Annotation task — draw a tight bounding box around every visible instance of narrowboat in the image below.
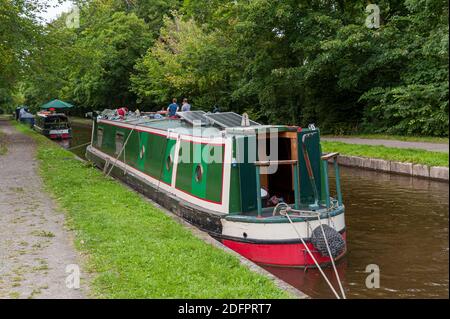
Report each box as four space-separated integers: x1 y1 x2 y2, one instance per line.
86 110 347 267
34 111 72 139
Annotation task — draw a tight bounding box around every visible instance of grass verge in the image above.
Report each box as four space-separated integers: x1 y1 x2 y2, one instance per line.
0 131 7 155
322 141 449 167
13 122 291 298
322 134 448 144
69 116 93 126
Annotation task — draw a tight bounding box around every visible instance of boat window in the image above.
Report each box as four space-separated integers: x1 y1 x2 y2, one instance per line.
115 132 124 155
195 164 203 182
97 128 103 147
166 154 173 171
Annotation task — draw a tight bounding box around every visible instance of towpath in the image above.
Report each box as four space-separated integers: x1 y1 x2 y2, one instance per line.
0 118 87 299
322 137 449 153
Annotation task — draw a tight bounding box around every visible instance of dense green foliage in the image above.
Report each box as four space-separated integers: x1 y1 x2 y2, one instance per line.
1 0 448 135
0 0 44 108
14 121 291 298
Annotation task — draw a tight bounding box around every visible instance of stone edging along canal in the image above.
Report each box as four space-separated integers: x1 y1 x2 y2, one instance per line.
327 155 449 182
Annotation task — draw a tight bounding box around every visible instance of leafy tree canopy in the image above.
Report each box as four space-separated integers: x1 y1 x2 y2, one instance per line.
1 0 448 136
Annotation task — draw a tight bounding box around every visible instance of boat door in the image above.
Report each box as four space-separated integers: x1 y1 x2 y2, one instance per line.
236 135 258 212
297 126 323 205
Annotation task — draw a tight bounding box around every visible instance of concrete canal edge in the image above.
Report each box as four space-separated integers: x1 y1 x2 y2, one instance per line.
71 154 309 299
328 154 449 182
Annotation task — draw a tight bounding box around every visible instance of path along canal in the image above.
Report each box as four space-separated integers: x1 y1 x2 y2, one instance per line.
59 122 449 299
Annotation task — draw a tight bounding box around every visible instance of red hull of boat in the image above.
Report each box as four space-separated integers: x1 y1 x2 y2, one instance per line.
49 133 71 139
222 232 347 267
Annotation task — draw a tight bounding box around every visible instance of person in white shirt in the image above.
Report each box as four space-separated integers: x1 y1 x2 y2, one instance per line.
181 98 191 112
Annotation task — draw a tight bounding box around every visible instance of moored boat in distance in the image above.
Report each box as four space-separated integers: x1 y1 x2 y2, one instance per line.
34 111 72 139
86 109 347 267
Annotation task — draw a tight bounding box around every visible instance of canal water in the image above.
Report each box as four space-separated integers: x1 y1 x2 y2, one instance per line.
57 122 93 159
264 167 448 299
63 123 449 299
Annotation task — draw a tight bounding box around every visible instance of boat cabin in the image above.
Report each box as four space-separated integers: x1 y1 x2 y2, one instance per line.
90 111 340 216
34 112 72 139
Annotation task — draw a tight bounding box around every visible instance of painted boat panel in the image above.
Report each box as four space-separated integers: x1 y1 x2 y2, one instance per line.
297 129 323 204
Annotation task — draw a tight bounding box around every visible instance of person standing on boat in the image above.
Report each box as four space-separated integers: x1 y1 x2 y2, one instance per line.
167 98 179 117
212 105 221 113
117 107 128 119
181 98 191 112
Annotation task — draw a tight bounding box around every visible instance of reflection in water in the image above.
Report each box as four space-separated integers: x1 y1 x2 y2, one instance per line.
63 124 449 299
57 122 92 159
263 166 449 299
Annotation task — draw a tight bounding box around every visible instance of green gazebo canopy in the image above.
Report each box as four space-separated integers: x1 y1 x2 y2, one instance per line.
40 99 74 109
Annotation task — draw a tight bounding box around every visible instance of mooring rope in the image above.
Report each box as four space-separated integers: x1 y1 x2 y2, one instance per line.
315 213 346 299
283 212 341 299
105 124 137 177
66 141 91 151
155 134 171 193
273 202 344 299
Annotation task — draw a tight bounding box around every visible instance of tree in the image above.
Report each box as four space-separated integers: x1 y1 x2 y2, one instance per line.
0 0 44 111
131 14 240 111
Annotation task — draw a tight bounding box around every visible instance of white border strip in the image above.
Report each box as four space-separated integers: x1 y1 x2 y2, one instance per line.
221 213 346 241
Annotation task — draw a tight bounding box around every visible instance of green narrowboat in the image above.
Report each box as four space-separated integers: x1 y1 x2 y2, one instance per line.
34 111 72 139
86 110 346 267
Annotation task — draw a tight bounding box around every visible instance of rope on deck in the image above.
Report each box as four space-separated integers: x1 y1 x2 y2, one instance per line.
105 124 137 177
274 202 346 299
66 141 91 151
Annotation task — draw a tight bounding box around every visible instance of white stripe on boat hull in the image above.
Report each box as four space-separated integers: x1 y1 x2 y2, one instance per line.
221 213 345 241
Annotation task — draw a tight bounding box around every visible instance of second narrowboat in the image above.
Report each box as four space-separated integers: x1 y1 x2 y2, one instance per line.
34 111 72 139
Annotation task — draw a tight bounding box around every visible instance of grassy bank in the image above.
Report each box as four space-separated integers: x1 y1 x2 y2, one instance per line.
322 141 449 167
69 116 93 126
322 134 448 144
0 131 7 155
13 122 290 298
0 115 9 155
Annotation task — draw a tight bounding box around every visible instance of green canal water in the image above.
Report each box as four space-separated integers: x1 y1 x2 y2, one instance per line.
264 167 449 299
62 123 449 299
57 122 93 159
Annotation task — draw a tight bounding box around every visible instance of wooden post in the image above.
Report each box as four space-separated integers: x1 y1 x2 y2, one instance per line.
334 158 343 206
322 160 331 208
293 162 300 210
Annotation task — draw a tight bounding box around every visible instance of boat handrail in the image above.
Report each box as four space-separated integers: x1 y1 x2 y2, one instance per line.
321 152 339 161
254 159 298 166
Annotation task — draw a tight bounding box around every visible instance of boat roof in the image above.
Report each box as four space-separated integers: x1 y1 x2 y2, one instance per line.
98 110 297 137
37 112 68 118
